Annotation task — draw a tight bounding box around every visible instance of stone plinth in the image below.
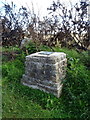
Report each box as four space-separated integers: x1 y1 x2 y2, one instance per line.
21 51 67 98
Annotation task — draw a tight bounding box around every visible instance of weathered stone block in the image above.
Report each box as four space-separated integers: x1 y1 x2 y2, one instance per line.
21 51 67 98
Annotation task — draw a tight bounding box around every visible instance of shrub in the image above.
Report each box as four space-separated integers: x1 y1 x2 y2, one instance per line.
2 58 25 82
25 41 38 54
63 57 89 118
80 51 90 69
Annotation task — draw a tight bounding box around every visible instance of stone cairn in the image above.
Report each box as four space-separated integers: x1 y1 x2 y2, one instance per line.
21 51 67 98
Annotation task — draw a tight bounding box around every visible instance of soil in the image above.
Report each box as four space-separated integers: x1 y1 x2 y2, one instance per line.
2 51 19 61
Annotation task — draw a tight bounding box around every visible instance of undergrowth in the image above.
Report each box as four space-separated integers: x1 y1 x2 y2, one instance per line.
2 44 90 119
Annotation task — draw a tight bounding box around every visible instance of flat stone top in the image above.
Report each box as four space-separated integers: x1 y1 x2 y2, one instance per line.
26 51 66 64
27 51 66 58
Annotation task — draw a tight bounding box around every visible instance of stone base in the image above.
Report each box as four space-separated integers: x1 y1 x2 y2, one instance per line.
22 80 63 98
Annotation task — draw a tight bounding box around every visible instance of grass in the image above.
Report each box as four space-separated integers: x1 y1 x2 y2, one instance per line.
2 79 53 118
2 44 90 119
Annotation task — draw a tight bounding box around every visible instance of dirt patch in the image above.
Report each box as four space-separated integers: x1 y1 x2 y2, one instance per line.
2 51 19 61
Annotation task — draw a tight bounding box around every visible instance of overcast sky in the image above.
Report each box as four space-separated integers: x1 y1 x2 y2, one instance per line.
0 0 82 19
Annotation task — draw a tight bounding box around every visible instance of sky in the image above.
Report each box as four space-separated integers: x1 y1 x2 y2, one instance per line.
1 0 90 21
0 0 80 18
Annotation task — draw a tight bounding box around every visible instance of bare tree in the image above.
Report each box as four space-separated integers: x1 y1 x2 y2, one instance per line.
1 2 31 46
46 0 90 50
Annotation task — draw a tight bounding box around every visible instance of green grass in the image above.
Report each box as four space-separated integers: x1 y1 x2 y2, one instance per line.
3 77 69 118
2 78 53 118
2 45 90 119
2 46 20 52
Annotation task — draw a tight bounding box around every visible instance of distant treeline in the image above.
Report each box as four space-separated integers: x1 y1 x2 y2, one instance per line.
0 1 90 51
